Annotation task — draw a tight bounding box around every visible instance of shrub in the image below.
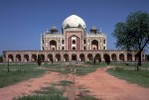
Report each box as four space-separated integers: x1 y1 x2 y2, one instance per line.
114 67 123 72
37 55 42 66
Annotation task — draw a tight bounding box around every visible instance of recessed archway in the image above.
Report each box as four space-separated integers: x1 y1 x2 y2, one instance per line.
48 54 53 62
94 54 101 62
8 54 13 62
104 54 110 65
127 54 132 61
32 54 37 62
24 54 29 62
119 53 125 61
87 54 93 61
111 54 117 61
72 54 77 61
64 54 69 62
80 54 85 62
68 35 80 50
91 40 98 50
16 54 21 62
50 40 57 50
55 54 61 61
40 54 45 62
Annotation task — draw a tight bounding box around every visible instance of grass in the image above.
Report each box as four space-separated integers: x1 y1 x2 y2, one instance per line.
0 63 46 88
58 80 74 86
76 95 100 100
42 62 106 76
34 86 64 95
74 62 106 76
14 84 68 100
13 95 68 100
108 67 149 87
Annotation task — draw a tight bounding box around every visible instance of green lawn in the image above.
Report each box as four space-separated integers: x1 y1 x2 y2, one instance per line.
108 65 149 87
0 63 46 88
74 62 106 76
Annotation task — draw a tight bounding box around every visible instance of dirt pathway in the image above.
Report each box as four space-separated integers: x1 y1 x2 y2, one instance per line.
0 66 149 100
76 66 149 100
0 72 60 100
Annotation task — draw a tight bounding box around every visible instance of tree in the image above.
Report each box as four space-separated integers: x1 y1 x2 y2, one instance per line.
112 11 149 71
0 55 3 62
37 54 42 66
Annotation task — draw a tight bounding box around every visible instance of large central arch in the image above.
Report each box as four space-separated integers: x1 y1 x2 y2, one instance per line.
68 35 80 50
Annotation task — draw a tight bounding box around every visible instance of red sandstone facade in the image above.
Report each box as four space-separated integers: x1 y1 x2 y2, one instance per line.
2 14 145 63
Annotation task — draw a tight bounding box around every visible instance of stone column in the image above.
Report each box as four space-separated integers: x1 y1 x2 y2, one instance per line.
124 54 127 61
85 54 88 62
29 53 32 62
77 54 80 62
117 53 120 62
61 53 64 62
101 53 104 62
44 53 48 62
132 54 135 62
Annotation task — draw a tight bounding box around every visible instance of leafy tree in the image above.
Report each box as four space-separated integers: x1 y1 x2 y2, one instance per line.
112 11 149 70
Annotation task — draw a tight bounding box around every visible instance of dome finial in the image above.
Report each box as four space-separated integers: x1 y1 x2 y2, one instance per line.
72 10 76 15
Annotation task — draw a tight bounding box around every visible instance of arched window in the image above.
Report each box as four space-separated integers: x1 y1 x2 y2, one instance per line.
62 46 64 50
62 40 64 44
72 47 76 50
72 40 76 44
84 39 86 44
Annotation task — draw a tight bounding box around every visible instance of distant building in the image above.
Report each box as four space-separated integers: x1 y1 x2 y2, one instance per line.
3 14 145 63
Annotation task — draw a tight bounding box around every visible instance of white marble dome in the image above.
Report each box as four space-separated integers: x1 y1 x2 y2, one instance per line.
62 14 86 29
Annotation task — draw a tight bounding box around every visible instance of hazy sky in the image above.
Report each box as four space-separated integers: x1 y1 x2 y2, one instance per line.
0 0 149 55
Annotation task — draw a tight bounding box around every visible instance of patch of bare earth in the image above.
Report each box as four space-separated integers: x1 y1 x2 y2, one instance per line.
75 66 149 100
0 66 149 100
0 72 60 100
